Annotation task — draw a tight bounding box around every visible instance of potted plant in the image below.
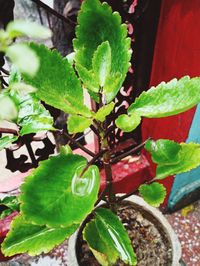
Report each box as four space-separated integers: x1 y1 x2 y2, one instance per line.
1 0 200 265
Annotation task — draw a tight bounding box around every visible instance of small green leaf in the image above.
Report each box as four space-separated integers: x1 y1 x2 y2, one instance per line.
92 41 111 87
139 182 166 207
103 72 122 102
94 102 115 122
14 93 54 136
0 196 19 219
22 43 91 117
145 139 181 165
6 43 40 77
0 136 18 151
1 215 78 257
0 196 19 211
94 208 137 266
128 76 200 118
20 154 100 227
76 64 99 93
0 209 13 219
0 29 11 51
60 145 72 155
83 220 118 266
116 113 141 132
0 95 18 121
74 0 131 102
67 115 93 134
156 143 200 179
6 20 52 39
9 66 21 84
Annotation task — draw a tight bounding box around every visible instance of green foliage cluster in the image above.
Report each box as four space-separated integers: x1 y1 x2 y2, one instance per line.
0 0 200 265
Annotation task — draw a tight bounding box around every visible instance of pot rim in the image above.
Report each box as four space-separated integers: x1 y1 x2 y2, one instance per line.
68 195 182 266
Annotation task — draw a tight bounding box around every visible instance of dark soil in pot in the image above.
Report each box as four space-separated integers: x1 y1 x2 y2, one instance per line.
76 201 172 266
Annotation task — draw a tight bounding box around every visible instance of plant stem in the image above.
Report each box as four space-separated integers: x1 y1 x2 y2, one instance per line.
101 137 116 208
62 132 96 157
80 149 106 177
95 186 108 206
111 138 150 164
31 0 77 25
0 128 18 135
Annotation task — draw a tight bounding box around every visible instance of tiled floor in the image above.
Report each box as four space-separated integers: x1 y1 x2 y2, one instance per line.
166 201 200 266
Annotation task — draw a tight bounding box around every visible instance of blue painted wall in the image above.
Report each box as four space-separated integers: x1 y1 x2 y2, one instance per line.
168 104 200 209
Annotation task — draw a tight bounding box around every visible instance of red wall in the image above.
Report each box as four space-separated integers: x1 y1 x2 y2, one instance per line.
142 0 200 202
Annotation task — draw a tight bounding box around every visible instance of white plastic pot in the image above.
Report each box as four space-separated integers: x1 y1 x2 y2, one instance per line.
68 195 182 266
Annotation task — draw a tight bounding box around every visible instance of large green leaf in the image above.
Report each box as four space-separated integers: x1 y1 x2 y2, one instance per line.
6 43 40 77
0 135 18 151
94 208 137 266
6 20 52 39
145 139 181 165
92 41 111 87
115 113 141 132
94 102 115 122
1 215 78 256
74 0 131 102
83 219 118 266
139 182 166 207
156 143 200 179
67 115 93 134
128 76 200 118
20 154 100 227
22 43 91 117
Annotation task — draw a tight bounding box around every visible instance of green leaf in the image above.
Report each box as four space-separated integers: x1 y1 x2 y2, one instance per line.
6 20 52 39
92 41 111 87
128 76 200 118
9 66 21 84
94 208 137 266
116 113 141 132
0 95 18 121
6 43 40 77
22 43 91 117
156 143 200 179
103 72 122 102
60 145 73 155
76 64 99 93
0 209 13 219
1 215 78 257
83 220 118 266
88 90 100 103
94 102 115 122
139 182 166 207
74 0 131 102
0 136 18 151
145 139 181 165
0 29 10 51
13 92 54 136
67 115 92 134
0 196 19 219
10 82 37 95
20 154 100 227
0 196 19 211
